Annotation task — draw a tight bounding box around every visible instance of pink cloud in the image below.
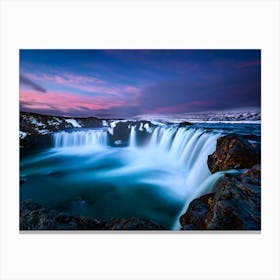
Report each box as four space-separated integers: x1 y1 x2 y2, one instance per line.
26 72 105 85
20 90 125 114
124 86 141 96
24 72 122 96
237 59 261 68
20 72 142 114
22 72 145 107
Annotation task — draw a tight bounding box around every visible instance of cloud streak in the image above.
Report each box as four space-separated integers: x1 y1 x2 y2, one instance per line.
20 90 126 116
20 75 47 93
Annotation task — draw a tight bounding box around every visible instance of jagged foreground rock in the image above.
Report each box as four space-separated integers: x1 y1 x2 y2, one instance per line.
181 132 261 230
20 200 166 230
180 166 261 230
207 134 260 173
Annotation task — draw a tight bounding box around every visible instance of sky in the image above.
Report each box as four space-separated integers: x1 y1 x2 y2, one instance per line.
20 50 261 118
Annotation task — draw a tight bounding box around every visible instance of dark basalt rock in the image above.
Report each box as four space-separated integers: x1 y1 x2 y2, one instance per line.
105 217 166 230
74 117 103 128
207 134 260 173
178 121 193 127
20 200 105 230
20 112 103 133
20 112 104 149
179 193 215 230
135 121 154 146
108 120 154 147
20 200 166 230
180 166 261 230
108 121 133 146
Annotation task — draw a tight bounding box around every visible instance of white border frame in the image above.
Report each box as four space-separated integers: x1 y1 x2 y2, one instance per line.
1 0 280 279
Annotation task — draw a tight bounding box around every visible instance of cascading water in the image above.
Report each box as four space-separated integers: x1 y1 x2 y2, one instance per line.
23 124 222 229
128 125 221 189
129 126 137 147
52 129 108 148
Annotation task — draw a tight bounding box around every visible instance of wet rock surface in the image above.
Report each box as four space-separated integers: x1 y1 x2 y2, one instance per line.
108 120 154 147
105 217 165 230
178 121 193 127
20 200 166 230
20 200 106 230
180 166 261 230
179 193 215 230
207 134 260 173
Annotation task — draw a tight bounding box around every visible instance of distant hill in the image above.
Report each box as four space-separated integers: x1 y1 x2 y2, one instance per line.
135 110 261 123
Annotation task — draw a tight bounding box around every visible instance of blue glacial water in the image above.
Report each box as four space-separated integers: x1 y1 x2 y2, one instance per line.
20 122 260 229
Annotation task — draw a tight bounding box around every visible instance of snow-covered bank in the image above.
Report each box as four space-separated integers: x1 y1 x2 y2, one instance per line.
134 110 261 123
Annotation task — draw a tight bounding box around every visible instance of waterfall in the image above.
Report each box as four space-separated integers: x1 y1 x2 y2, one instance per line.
52 127 219 188
52 128 219 185
47 124 223 229
171 171 226 230
52 129 108 148
129 126 137 147
125 125 221 196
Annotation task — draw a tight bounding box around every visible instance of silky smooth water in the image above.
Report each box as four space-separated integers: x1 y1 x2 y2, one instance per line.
20 124 259 229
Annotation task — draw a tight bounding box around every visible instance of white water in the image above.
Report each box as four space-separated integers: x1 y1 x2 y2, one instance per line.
52 127 221 188
129 126 137 147
51 125 222 229
52 130 108 148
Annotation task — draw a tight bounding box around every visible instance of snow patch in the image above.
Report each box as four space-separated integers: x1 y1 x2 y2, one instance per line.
48 120 60 126
109 120 131 127
54 117 63 123
151 121 165 126
65 119 81 128
187 120 261 124
107 127 114 135
19 131 28 139
102 120 108 126
29 117 45 127
134 110 261 123
107 120 124 133
144 123 152 133
37 129 49 135
109 121 119 128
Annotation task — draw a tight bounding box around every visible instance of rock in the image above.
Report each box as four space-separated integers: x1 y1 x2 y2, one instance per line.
108 120 154 147
108 121 133 146
180 166 261 230
20 112 157 149
20 112 103 148
105 217 166 230
20 200 105 230
179 193 215 230
20 200 166 230
20 112 103 133
178 121 193 127
207 134 260 173
75 117 103 128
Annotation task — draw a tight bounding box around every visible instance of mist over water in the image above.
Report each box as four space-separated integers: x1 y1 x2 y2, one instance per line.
20 124 258 229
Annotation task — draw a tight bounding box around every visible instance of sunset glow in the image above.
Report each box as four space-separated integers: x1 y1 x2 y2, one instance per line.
20 50 261 117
